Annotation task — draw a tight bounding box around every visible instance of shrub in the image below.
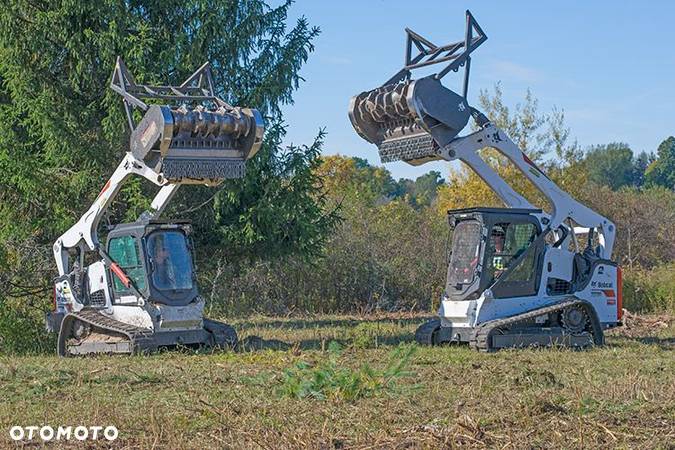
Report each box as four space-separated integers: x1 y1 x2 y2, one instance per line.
622 263 675 314
348 322 381 349
578 186 675 268
201 201 448 316
278 341 417 401
0 299 55 354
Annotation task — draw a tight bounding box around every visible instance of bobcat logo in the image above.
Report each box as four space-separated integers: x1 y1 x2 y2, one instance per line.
458 102 466 112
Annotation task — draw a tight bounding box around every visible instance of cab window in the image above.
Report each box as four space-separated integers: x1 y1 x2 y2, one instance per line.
108 235 147 294
488 222 540 297
147 231 194 291
447 220 482 286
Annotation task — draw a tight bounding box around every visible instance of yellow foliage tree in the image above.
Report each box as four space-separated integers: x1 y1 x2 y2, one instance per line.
315 155 398 207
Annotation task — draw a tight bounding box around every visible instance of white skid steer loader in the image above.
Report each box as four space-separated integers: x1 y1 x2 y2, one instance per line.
46 59 264 356
348 11 622 351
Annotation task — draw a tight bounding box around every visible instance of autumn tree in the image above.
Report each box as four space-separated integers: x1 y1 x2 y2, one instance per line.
645 136 675 189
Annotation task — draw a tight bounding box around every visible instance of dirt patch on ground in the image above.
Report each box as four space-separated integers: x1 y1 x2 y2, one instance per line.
611 310 673 338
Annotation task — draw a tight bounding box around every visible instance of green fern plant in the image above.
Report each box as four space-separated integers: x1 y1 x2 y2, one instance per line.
278 341 417 401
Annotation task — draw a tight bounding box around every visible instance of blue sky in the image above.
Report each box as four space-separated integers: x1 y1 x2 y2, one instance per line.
280 1 675 180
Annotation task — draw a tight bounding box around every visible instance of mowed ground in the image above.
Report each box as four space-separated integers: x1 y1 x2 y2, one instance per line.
0 313 673 449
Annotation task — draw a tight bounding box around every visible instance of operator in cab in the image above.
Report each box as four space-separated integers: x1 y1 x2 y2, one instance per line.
150 235 178 290
490 226 507 279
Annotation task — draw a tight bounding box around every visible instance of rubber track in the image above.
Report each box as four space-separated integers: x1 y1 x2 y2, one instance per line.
415 319 441 346
469 298 604 352
203 318 238 349
57 309 153 357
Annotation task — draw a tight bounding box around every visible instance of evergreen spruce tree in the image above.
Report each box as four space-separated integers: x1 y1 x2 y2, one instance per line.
0 1 337 351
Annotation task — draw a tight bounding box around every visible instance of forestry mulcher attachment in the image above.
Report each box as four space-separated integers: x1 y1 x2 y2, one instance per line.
47 59 264 356
349 11 622 351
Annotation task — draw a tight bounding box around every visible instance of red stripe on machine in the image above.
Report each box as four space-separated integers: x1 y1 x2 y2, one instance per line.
97 180 111 198
110 263 130 288
617 267 623 321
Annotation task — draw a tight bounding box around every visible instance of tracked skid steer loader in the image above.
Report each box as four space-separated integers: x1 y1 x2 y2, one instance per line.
348 11 622 351
46 59 264 356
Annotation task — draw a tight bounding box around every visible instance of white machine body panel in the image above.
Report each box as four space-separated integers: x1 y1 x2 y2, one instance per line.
108 305 154 330
472 293 562 325
54 278 82 313
542 247 574 282
439 298 476 327
574 264 620 324
86 261 112 308
156 298 205 331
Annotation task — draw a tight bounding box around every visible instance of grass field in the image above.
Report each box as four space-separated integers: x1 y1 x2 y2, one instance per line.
0 313 673 449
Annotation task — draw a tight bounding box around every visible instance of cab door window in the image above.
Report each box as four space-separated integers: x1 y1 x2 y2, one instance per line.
108 235 147 294
147 231 194 291
487 222 540 297
447 220 482 286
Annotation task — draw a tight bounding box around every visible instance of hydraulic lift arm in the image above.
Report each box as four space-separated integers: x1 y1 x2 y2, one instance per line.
348 10 615 259
53 58 264 276
53 153 173 276
432 124 616 258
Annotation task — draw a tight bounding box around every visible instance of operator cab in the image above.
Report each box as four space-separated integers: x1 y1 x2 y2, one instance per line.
106 220 199 306
446 207 544 301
